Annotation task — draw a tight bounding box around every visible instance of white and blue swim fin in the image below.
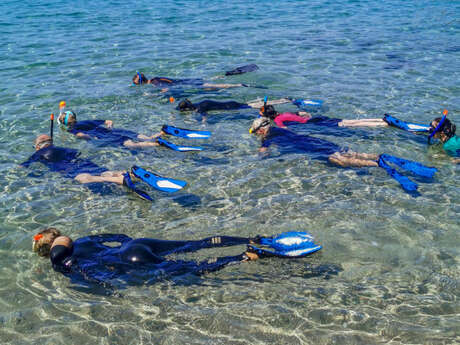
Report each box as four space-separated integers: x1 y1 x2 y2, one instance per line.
249 231 322 258
162 125 211 139
131 165 187 193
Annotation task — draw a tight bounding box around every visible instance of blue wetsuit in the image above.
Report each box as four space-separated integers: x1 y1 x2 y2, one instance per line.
21 146 106 178
50 234 252 286
261 127 340 161
150 77 204 87
68 120 138 146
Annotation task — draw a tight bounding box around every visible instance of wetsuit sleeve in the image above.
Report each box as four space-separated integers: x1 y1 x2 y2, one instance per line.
274 113 309 127
50 245 74 273
69 120 106 134
20 152 40 168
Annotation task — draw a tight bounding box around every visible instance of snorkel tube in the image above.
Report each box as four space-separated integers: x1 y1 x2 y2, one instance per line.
137 72 143 85
428 109 448 144
50 113 54 142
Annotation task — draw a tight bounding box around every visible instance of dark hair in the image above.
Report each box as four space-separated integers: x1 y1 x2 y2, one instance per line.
133 73 147 85
261 105 277 119
434 117 456 139
178 99 195 111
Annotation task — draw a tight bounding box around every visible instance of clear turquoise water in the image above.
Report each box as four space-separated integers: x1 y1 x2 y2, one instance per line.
0 0 459 344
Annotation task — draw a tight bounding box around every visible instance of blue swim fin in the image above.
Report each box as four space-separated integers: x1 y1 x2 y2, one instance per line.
131 165 187 193
378 156 418 192
249 231 322 258
157 138 203 152
162 125 211 139
292 99 324 109
122 172 153 201
383 114 430 132
379 154 437 178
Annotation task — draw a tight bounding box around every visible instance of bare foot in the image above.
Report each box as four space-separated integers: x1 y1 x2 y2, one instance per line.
245 252 259 261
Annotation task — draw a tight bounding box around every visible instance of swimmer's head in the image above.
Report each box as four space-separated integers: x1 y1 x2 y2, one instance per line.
178 99 195 111
249 117 271 135
34 134 53 151
133 72 148 85
32 228 62 257
57 111 77 127
430 116 456 142
259 105 277 119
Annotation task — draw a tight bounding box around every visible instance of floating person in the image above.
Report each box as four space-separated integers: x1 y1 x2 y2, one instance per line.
260 104 388 129
249 117 437 193
20 134 187 201
57 102 204 152
32 228 323 288
176 97 310 115
132 72 248 90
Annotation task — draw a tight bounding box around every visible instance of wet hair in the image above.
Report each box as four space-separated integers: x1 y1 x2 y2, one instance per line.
33 228 62 257
133 73 147 85
178 99 195 111
260 105 277 119
433 117 456 139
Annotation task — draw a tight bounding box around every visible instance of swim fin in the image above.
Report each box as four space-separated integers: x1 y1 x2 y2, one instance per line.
162 125 211 139
383 114 430 132
379 154 437 178
122 172 153 201
378 156 418 192
292 99 324 108
249 231 322 258
225 64 259 76
157 138 203 152
131 165 187 193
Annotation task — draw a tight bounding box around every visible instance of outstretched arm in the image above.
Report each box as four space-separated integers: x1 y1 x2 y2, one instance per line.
202 83 246 89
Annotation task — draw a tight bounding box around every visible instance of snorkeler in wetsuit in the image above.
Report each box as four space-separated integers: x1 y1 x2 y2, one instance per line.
177 98 293 115
249 118 437 192
260 105 388 129
57 106 162 149
21 134 137 187
132 72 247 90
32 228 262 286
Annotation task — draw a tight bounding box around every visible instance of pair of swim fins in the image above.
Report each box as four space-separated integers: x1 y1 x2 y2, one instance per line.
378 154 437 192
123 165 188 201
248 231 322 258
158 125 212 152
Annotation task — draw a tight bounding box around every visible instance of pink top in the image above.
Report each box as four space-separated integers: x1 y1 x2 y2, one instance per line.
273 112 310 127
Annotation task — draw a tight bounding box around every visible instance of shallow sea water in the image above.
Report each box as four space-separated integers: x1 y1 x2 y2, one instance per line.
0 0 459 344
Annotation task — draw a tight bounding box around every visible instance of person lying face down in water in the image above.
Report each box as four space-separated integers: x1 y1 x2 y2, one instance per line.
31 227 329 288
177 97 293 115
249 117 437 192
20 134 155 197
259 105 389 129
132 72 247 91
57 106 163 149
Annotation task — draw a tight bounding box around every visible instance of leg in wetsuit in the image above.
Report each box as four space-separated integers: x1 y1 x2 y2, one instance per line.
119 235 254 277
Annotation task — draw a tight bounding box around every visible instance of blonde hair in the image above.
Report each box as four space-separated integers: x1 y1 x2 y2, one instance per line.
32 228 62 257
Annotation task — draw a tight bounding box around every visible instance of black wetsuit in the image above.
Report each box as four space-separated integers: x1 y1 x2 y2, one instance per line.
67 120 138 147
180 100 251 114
21 146 106 178
261 127 340 161
50 234 252 286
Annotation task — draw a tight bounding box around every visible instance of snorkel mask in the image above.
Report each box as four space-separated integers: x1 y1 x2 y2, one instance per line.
428 109 448 144
57 111 75 126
